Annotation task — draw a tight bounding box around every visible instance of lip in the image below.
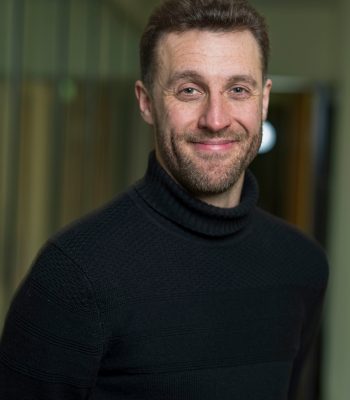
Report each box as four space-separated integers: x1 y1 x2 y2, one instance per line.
190 139 237 151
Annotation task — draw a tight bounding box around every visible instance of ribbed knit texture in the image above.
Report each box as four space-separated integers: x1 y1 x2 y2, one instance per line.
0 152 328 399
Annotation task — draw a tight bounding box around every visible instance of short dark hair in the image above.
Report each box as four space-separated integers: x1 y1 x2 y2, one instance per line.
140 0 270 88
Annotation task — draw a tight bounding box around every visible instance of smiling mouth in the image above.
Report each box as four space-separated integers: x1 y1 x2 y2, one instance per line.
190 139 238 151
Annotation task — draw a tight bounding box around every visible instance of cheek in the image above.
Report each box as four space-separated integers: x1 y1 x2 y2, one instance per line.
231 101 263 131
164 102 199 132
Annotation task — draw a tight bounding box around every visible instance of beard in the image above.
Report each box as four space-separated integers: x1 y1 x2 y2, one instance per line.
154 122 262 197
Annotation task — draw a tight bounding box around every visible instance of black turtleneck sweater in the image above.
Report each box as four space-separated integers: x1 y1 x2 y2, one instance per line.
0 153 328 400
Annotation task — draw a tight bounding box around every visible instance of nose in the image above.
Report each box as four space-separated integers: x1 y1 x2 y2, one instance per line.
198 94 231 133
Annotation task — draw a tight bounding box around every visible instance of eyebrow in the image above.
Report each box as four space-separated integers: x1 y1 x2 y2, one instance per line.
166 70 203 87
166 70 259 89
226 75 259 89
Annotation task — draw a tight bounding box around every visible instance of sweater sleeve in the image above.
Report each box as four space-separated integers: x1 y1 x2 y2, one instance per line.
0 242 104 400
287 287 327 400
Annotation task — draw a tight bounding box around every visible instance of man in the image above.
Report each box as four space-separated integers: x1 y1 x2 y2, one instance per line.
0 0 328 399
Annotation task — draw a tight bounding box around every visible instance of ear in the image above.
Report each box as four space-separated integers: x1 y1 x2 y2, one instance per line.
135 80 154 125
262 78 272 121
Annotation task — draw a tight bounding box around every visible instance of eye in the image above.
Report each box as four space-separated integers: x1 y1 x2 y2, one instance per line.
176 86 203 101
230 86 251 99
233 87 246 93
182 87 198 94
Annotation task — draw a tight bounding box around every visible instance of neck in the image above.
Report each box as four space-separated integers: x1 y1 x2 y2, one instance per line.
134 152 259 238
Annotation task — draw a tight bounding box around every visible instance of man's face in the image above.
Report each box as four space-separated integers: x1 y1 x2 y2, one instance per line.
136 29 272 198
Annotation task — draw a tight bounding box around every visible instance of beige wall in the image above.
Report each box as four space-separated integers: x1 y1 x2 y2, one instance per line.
253 2 337 82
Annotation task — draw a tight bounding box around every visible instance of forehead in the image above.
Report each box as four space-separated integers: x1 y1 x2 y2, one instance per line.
155 29 263 82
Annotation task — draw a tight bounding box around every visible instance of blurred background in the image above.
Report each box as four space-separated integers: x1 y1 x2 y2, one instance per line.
0 0 349 399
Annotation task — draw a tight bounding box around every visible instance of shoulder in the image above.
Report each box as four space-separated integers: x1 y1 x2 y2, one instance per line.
13 188 141 313
251 207 329 288
54 188 137 246
50 186 142 263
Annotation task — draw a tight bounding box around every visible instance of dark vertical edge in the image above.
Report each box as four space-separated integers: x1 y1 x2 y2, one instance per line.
310 85 333 400
311 85 333 247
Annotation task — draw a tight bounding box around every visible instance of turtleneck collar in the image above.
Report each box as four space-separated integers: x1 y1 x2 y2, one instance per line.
134 152 259 238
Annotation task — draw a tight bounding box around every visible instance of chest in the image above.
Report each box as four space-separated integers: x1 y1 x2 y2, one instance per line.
101 287 303 375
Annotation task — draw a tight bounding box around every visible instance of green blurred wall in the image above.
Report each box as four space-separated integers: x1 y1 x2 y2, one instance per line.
0 0 141 78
